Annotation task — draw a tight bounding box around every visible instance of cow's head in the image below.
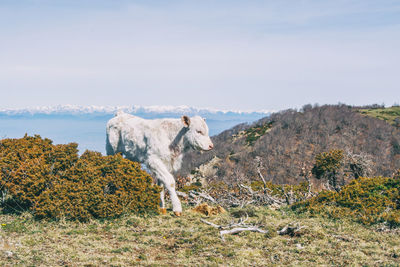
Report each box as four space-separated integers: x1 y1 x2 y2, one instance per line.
182 115 213 151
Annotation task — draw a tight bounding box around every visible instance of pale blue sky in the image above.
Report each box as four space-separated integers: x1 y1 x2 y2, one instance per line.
0 0 399 111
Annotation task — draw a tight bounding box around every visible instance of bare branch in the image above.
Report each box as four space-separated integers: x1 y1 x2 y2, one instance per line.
197 192 217 204
255 156 267 187
176 191 188 198
188 190 217 204
201 215 268 241
239 184 254 194
200 218 221 229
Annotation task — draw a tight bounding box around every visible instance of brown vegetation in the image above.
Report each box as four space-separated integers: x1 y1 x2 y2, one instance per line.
180 104 400 187
192 203 226 216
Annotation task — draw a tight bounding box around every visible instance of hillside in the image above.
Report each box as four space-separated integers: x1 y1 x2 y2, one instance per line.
179 104 400 186
359 105 400 127
1 107 400 266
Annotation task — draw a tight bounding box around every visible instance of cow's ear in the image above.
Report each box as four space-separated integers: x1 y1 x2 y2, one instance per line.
181 115 191 127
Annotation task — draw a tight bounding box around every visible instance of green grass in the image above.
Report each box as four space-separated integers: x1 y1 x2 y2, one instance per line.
359 106 400 126
244 122 273 145
1 205 399 266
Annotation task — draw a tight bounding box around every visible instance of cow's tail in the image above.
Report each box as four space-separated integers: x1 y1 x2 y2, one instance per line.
106 123 122 156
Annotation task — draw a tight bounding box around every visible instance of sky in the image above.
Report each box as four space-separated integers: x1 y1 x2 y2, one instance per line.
0 0 399 111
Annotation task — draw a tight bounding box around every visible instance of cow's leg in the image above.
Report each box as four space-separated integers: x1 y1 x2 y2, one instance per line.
164 178 182 216
148 157 182 215
106 126 120 155
158 181 167 214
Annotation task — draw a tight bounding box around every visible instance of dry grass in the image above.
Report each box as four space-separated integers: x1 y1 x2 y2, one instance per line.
1 205 399 266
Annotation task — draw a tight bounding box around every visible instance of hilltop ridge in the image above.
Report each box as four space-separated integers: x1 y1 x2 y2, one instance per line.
179 104 400 186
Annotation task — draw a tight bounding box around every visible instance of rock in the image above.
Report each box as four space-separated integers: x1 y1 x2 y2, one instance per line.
3 250 14 258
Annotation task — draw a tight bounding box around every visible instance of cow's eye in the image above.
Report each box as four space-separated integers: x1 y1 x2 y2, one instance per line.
197 130 203 135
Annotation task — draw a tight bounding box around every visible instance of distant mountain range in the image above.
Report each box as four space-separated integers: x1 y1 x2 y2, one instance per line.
0 105 271 119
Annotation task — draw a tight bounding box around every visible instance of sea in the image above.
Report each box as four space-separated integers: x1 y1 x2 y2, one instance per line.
0 106 269 154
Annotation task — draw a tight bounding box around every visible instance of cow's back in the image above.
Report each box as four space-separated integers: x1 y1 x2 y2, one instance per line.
107 113 161 162
106 113 142 157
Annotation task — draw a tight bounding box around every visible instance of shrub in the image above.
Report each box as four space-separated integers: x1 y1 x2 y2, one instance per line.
312 149 345 191
312 149 344 178
0 135 77 209
0 135 160 221
292 176 400 227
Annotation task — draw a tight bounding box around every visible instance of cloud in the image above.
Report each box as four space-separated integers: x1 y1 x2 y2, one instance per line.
0 0 399 110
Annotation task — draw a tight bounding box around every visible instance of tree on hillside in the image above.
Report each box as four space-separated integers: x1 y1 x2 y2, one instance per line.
312 149 344 191
312 149 373 191
345 150 372 179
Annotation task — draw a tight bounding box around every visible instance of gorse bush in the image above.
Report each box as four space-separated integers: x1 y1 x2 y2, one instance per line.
35 151 161 220
312 149 344 179
292 176 400 227
312 149 344 191
0 135 76 208
0 135 160 221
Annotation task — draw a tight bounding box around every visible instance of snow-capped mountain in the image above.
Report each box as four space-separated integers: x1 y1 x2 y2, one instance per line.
0 105 270 117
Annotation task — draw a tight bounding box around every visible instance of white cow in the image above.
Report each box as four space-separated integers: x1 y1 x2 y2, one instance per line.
106 111 213 216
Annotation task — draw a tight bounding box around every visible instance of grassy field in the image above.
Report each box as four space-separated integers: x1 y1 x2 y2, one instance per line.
359 106 400 126
1 205 399 266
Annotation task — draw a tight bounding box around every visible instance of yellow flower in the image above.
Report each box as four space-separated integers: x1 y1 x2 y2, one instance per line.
1 224 6 227
163 236 166 239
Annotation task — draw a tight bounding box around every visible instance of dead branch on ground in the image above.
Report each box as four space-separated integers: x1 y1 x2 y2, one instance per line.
239 184 286 207
176 190 217 206
200 214 268 241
